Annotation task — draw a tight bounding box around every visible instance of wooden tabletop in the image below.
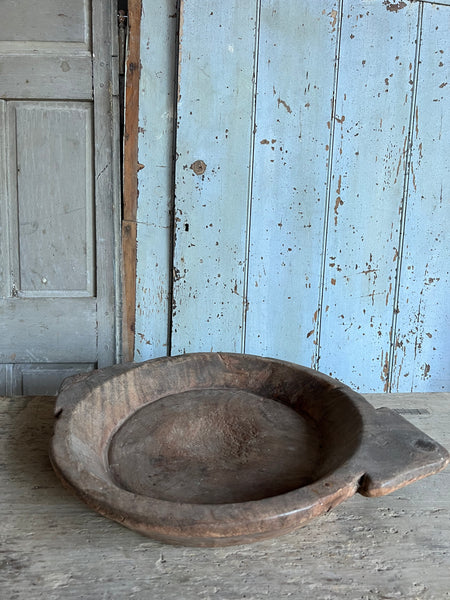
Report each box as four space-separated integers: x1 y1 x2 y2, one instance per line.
1 392 449 599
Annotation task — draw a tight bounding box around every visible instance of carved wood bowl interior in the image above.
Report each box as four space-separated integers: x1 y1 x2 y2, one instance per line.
50 353 449 546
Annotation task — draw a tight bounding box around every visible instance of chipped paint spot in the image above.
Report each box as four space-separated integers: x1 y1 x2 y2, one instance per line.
328 9 338 32
277 98 292 113
383 1 407 13
334 197 343 226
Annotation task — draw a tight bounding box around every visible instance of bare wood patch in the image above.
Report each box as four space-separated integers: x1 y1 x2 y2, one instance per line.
122 0 143 361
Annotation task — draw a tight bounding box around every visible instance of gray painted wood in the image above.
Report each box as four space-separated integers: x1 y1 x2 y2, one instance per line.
92 0 121 368
10 101 95 296
0 100 7 298
110 0 123 363
0 54 93 100
1 392 449 598
0 298 97 363
14 363 95 396
0 0 91 99
0 365 6 395
0 0 120 393
0 0 90 43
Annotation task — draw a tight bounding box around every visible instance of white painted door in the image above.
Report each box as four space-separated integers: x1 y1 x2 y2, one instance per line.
0 1 120 394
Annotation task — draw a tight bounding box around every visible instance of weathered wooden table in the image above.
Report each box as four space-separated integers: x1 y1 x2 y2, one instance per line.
1 393 449 599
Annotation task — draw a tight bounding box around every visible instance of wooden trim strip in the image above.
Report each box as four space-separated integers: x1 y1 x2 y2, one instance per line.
122 0 142 362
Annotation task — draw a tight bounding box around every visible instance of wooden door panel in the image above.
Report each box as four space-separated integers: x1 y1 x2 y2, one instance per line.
0 0 90 43
0 298 97 363
0 0 119 395
0 55 93 100
9 102 95 297
13 363 95 396
0 0 92 100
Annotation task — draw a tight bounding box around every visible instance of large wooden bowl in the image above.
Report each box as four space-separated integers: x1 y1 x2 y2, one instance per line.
50 353 449 546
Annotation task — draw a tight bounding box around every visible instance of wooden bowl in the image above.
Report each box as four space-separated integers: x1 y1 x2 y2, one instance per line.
50 353 449 546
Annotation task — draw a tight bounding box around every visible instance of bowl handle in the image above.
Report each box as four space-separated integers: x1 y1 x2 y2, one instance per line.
358 407 449 497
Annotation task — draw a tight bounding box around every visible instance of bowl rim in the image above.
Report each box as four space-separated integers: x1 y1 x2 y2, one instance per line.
50 352 377 543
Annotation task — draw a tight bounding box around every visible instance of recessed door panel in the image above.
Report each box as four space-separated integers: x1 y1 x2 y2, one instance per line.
10 102 95 297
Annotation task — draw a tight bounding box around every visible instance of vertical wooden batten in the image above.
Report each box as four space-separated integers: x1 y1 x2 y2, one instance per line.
122 0 142 362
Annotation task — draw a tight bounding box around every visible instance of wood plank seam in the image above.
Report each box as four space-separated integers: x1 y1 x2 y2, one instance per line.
241 0 263 354
122 0 142 362
314 0 344 371
387 2 423 392
166 0 183 357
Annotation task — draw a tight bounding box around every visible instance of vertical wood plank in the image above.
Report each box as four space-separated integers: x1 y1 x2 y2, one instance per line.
0 100 8 298
170 1 259 355
317 0 419 392
92 0 121 367
244 1 339 367
0 365 6 395
134 0 177 361
392 3 450 392
122 0 142 362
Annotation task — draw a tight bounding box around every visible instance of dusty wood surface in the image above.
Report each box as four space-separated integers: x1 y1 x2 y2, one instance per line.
1 392 449 599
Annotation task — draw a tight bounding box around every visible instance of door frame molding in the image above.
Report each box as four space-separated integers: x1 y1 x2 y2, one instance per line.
93 0 124 366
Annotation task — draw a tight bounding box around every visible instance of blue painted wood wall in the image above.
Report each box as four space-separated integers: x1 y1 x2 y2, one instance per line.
135 0 450 393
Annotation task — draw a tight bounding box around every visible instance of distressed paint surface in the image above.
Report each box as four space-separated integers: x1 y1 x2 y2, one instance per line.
0 0 119 394
392 3 450 392
245 0 339 366
170 1 259 354
134 0 178 360
136 0 450 392
318 0 419 391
